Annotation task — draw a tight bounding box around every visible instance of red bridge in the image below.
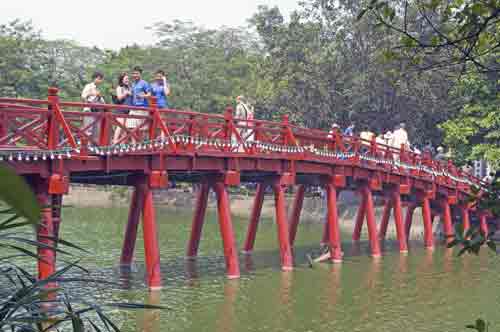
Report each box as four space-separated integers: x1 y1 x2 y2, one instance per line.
0 88 492 289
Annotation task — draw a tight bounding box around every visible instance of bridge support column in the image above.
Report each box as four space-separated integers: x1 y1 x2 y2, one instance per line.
378 198 392 240
361 185 381 257
186 183 210 259
326 183 342 262
120 184 144 266
479 213 489 237
35 180 56 283
273 182 294 271
288 185 306 246
142 183 162 289
352 191 367 241
460 207 471 235
441 199 454 245
243 183 265 253
214 182 240 279
404 203 416 241
391 188 408 253
421 196 434 249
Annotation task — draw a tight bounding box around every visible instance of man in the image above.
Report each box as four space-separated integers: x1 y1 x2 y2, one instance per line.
131 66 150 107
435 146 446 162
81 71 105 141
235 95 254 142
343 123 355 136
391 123 409 150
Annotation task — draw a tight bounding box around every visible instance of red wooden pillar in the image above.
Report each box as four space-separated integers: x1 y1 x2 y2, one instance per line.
361 185 381 257
352 191 367 241
36 180 56 283
288 185 306 246
404 204 416 240
141 183 162 289
326 183 342 262
460 206 471 234
421 196 434 249
378 198 392 240
273 183 294 271
243 183 265 253
186 183 210 258
391 188 408 253
479 213 489 237
213 182 241 279
441 199 454 245
120 184 145 266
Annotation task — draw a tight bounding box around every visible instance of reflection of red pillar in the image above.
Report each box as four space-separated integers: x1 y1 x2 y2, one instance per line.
352 191 367 241
422 197 434 249
441 199 454 244
289 185 306 246
362 185 381 257
479 213 489 237
142 184 162 289
326 183 342 262
214 182 240 279
404 204 415 240
273 183 294 271
321 220 329 245
51 195 63 243
243 183 265 253
121 184 144 266
378 198 392 239
392 189 408 252
186 183 210 258
36 181 56 282
461 207 471 235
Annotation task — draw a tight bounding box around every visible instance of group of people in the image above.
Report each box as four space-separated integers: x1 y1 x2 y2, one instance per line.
328 122 411 151
80 67 171 143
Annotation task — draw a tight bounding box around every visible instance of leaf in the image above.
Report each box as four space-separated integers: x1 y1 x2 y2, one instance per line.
356 9 368 21
486 240 496 253
0 165 40 224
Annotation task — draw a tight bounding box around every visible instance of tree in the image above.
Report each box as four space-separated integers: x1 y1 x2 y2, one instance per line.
359 0 500 72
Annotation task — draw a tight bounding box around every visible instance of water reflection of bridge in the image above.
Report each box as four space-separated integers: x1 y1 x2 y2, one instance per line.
0 88 492 289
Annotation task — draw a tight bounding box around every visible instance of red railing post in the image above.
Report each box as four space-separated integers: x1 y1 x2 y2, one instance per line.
35 179 55 285
98 107 112 147
281 114 289 147
421 193 434 249
148 96 158 141
47 87 60 150
273 181 294 270
224 107 234 151
120 184 145 266
392 187 408 252
378 197 392 240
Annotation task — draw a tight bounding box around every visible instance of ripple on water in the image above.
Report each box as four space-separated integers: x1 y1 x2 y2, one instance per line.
49 207 500 332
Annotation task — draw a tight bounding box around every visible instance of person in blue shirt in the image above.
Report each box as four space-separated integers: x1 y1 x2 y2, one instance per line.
127 66 151 138
150 70 171 108
131 66 150 107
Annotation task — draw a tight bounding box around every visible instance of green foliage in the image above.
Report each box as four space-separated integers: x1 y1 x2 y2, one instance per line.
359 0 500 72
0 165 39 224
439 73 500 167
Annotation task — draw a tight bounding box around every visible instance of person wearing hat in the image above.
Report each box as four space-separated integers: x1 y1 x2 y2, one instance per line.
391 123 409 150
435 146 446 161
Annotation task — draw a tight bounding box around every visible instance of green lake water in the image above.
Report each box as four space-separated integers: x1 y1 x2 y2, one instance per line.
58 206 499 332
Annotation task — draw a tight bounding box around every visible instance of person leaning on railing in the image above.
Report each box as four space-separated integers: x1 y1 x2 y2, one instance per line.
81 71 105 142
112 72 133 144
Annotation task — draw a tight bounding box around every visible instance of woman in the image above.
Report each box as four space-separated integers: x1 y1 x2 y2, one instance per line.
150 70 170 109
113 73 132 144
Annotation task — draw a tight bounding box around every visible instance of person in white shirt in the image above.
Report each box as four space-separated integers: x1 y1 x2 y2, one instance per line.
81 72 105 141
391 123 409 150
235 95 255 143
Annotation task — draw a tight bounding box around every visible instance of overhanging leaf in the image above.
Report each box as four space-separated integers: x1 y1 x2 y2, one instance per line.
0 165 40 224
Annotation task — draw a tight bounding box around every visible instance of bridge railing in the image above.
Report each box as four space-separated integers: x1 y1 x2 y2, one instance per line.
0 88 485 188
